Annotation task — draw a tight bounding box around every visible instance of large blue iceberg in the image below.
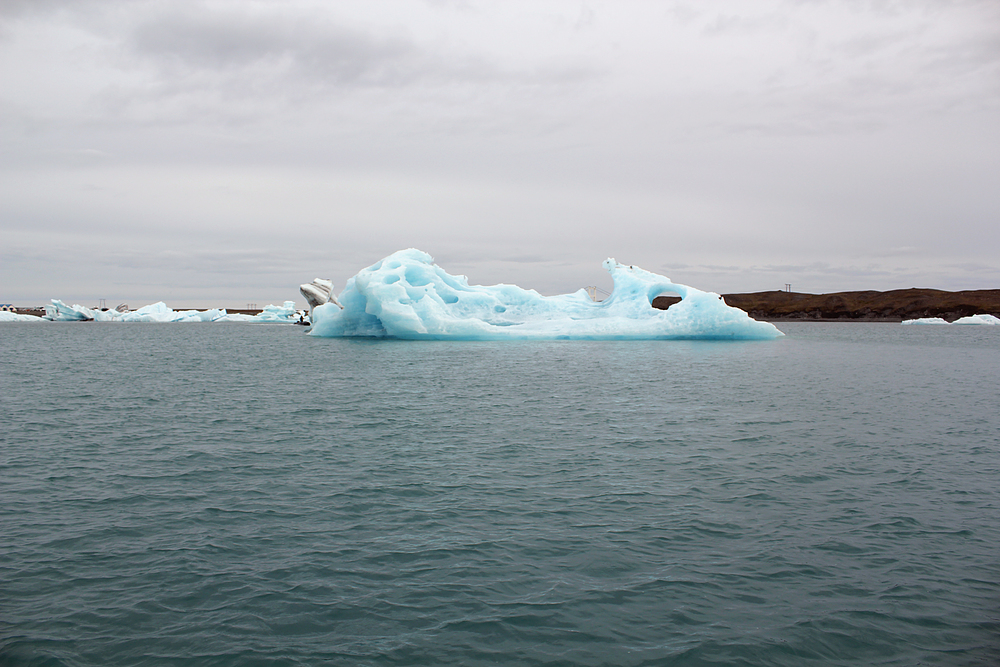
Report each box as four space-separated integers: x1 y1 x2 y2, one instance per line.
309 249 783 340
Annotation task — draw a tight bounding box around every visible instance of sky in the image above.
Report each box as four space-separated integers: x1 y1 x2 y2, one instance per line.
2 0 998 308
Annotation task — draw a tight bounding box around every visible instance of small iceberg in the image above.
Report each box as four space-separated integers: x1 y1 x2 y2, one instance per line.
36 300 305 324
0 311 43 322
43 300 99 321
952 314 1000 325
217 301 303 323
902 314 1000 326
901 317 951 325
118 302 226 323
309 249 783 340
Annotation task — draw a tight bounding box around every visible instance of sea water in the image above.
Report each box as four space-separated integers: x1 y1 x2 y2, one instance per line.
1 322 998 666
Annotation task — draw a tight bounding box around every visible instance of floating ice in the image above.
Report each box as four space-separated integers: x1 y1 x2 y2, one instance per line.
901 317 951 325
902 314 1000 326
300 279 342 318
115 302 220 323
0 311 42 322
43 300 98 321
952 314 1000 325
232 301 303 323
33 300 304 324
309 249 783 340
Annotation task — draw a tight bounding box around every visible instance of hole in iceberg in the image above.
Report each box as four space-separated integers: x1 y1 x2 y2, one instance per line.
652 291 683 311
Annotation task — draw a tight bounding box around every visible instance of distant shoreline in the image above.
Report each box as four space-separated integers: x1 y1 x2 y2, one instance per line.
654 288 1000 322
12 307 265 318
12 288 1000 323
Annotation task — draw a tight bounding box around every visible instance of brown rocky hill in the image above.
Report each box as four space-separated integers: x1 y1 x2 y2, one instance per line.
652 289 1000 322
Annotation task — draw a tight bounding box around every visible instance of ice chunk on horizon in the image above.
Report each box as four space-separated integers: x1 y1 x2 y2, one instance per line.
235 301 302 323
34 299 304 324
118 302 223 323
309 249 783 340
901 317 951 325
300 279 341 317
43 300 97 321
902 314 1000 325
952 314 1000 325
0 311 43 322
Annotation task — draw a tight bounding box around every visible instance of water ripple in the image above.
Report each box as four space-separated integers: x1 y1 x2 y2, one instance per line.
1 324 999 665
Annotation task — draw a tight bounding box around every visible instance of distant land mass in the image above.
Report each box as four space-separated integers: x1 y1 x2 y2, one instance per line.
12 289 1000 323
653 288 1000 322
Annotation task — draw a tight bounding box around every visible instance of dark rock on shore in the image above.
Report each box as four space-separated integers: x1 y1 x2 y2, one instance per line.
652 289 1000 322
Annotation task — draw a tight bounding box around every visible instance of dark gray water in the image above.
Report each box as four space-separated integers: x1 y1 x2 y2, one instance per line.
2 322 998 666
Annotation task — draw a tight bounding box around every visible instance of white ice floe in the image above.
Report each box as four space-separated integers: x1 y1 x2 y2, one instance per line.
309 248 783 340
218 301 302 323
902 314 1000 325
952 314 1000 325
901 317 951 325
35 300 304 324
0 311 43 322
43 300 97 321
300 279 342 318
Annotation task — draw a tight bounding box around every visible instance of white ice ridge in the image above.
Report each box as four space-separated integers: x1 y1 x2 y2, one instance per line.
0 311 43 322
902 314 1000 325
35 300 304 323
901 317 951 325
300 278 342 318
952 314 1000 325
309 249 784 340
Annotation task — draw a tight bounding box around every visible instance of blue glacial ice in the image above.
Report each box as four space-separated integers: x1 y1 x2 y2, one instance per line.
309 249 783 340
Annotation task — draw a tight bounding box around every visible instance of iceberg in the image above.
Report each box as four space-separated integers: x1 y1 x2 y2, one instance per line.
902 314 1000 325
0 311 43 322
901 317 951 325
32 300 305 324
300 279 342 318
43 299 98 321
221 301 303 323
952 314 1000 325
119 302 226 323
309 249 783 340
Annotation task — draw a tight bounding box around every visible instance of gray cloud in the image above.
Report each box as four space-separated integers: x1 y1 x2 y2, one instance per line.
128 9 421 85
1 0 998 307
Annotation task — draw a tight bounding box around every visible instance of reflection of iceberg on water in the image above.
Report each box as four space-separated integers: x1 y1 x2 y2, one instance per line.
309 249 783 340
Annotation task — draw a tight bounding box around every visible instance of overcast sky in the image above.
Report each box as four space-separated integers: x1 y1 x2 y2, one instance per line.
2 0 998 308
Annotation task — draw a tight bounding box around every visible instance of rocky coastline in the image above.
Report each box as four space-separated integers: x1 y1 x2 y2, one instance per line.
653 288 1000 322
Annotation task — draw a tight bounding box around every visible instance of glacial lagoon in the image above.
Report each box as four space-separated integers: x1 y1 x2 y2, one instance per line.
2 321 998 665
